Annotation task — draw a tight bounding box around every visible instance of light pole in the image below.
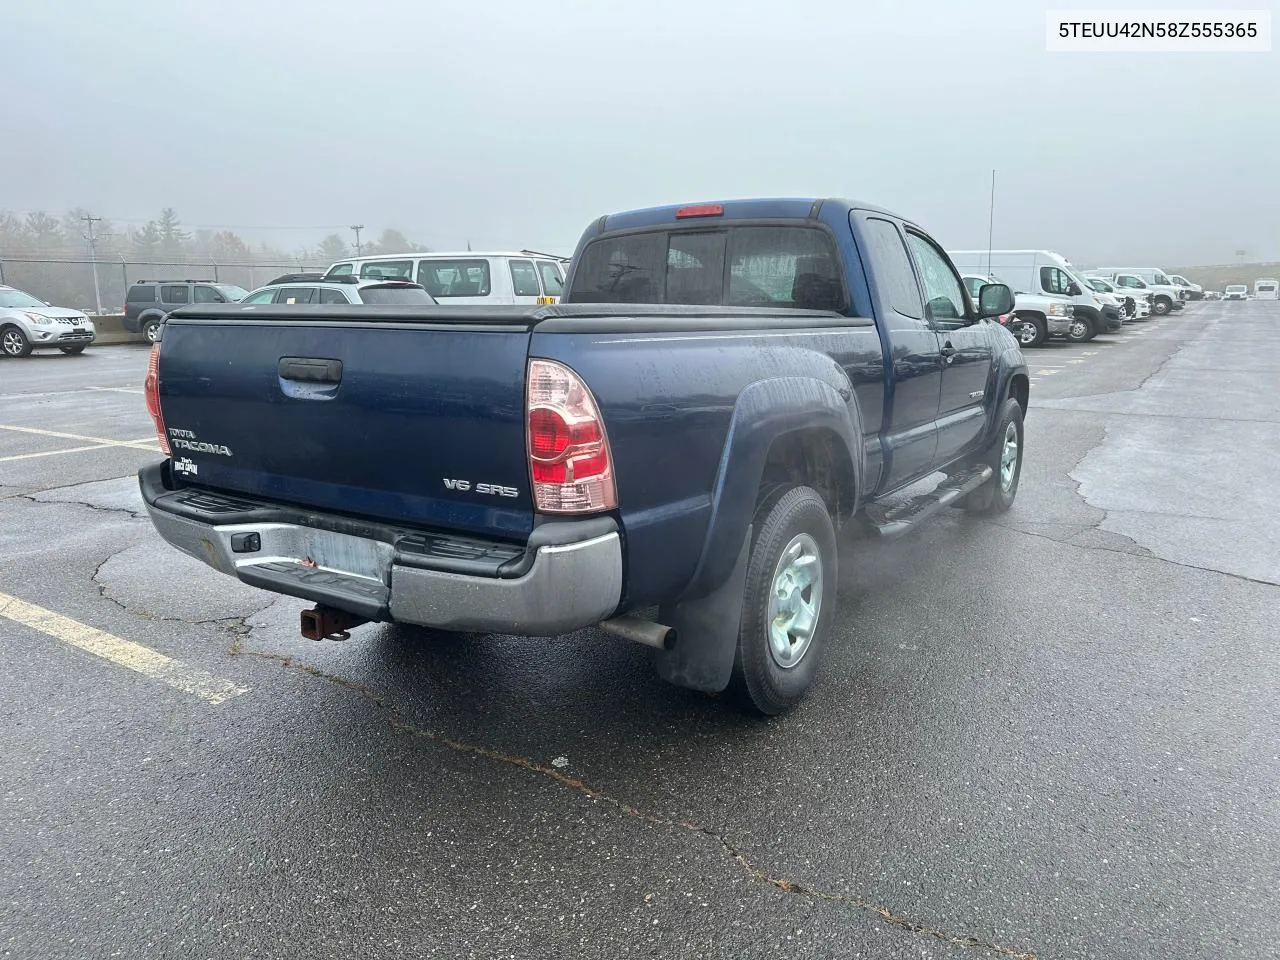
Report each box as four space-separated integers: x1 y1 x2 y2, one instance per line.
81 214 105 315
350 224 364 255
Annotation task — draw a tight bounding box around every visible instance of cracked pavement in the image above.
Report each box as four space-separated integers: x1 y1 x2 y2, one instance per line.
1 308 1278 959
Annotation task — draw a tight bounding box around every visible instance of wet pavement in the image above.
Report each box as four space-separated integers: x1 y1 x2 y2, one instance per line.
2 304 1277 960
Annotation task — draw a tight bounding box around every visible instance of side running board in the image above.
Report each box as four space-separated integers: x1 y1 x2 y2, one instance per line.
863 464 994 540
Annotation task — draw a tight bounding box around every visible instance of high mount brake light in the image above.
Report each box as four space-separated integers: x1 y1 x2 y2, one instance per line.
675 204 724 219
144 343 170 455
526 359 616 514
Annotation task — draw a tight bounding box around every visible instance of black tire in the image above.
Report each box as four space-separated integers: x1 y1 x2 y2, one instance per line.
59 345 87 355
1152 296 1172 316
1012 314 1046 348
1065 316 1092 343
2 325 33 358
964 398 1024 515
142 318 163 343
729 485 837 715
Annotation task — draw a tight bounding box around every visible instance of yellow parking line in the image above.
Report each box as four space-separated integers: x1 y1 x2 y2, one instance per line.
0 592 248 705
0 443 116 463
0 424 157 451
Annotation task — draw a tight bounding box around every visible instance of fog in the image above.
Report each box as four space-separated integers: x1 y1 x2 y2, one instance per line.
4 0 1277 263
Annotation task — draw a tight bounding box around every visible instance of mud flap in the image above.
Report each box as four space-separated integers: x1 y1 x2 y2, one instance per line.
654 527 752 693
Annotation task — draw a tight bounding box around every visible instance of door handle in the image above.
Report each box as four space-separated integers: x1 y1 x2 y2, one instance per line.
278 357 342 383
940 343 957 363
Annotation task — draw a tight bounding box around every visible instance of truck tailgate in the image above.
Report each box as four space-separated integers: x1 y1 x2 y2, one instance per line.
156 316 535 538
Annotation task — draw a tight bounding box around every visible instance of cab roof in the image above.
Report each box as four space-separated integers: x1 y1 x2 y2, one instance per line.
589 197 902 235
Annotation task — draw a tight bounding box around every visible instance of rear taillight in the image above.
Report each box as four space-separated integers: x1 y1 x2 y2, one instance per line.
144 343 170 455
526 359 616 514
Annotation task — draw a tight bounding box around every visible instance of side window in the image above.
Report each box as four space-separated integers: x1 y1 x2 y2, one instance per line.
318 288 349 304
666 231 727 305
509 259 543 297
863 218 924 319
161 285 189 304
193 285 223 303
276 287 315 304
536 260 564 296
963 276 984 300
359 260 412 280
904 232 965 323
241 290 277 304
1039 266 1072 295
328 263 354 277
126 285 157 303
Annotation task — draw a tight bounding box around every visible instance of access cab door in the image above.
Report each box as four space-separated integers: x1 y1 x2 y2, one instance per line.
901 230 995 463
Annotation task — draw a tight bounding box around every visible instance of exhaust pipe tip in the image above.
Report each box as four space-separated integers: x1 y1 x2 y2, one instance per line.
600 615 677 651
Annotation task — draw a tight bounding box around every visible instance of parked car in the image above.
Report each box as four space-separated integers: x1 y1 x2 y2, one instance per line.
1224 285 1249 301
1168 274 1204 301
1090 267 1185 315
123 280 250 343
949 250 1120 341
1254 278 1278 300
1086 276 1150 319
239 277 438 306
139 197 1026 715
961 272 1072 346
0 284 96 358
323 251 565 306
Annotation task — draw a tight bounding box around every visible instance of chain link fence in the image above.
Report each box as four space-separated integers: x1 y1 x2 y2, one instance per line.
0 256 327 314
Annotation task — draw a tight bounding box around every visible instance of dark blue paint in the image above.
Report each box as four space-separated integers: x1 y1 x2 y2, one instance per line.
161 197 1027 624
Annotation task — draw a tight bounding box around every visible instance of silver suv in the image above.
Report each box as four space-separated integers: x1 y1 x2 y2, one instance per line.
0 285 96 358
239 277 438 306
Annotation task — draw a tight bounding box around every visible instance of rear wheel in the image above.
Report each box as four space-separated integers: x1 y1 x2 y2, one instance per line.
2 326 32 358
964 398 1024 515
59 345 87 355
143 318 162 342
1013 315 1046 348
729 485 837 715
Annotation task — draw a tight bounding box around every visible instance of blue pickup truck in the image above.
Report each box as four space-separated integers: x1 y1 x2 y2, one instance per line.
139 198 1027 714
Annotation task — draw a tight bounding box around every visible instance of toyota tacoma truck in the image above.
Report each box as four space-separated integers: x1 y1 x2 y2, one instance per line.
139 198 1028 714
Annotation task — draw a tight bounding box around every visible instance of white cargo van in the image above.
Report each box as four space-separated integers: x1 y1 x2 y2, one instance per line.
324 251 566 306
1254 278 1279 300
948 250 1117 341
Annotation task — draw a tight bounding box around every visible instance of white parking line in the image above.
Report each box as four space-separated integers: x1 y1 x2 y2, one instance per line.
0 592 248 705
0 443 119 464
0 424 159 451
86 386 145 395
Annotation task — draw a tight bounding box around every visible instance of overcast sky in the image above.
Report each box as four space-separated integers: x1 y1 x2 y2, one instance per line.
4 0 1278 265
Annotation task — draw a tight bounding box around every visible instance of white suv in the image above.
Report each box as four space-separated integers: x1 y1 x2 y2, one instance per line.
961 273 1073 347
0 284 96 358
239 277 438 306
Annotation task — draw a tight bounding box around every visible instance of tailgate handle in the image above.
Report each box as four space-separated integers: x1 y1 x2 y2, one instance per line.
279 357 342 383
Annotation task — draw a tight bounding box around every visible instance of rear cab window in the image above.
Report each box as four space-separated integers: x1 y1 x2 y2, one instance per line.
568 224 846 311
416 259 492 298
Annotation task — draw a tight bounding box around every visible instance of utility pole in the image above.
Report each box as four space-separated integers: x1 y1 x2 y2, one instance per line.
81 214 105 315
350 224 364 255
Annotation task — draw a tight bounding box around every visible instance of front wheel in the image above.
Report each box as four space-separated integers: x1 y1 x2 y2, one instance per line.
59 345 87 355
964 398 1025 515
730 485 837 715
1152 297 1172 316
1013 315 1046 348
2 326 32 358
142 319 162 343
1065 316 1092 343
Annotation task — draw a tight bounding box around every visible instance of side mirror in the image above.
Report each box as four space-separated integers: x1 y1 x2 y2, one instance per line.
977 282 1015 319
1066 282 1082 296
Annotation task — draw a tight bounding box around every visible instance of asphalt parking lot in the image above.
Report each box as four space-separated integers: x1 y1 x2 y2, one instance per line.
2 302 1278 959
